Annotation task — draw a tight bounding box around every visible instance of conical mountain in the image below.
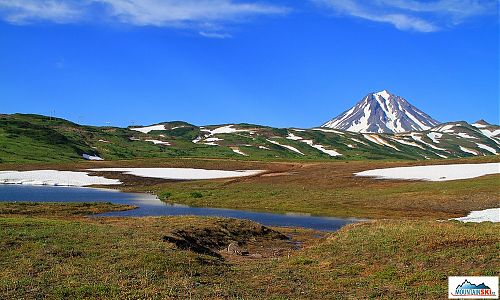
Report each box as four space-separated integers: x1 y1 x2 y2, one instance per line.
322 90 439 133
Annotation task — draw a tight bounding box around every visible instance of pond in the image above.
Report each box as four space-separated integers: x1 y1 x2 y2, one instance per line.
0 185 360 231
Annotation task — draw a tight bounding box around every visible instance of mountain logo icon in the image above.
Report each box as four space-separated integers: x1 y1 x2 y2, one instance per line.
452 279 496 297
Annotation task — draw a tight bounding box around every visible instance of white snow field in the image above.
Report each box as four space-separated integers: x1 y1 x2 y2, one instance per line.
88 168 263 180
145 139 171 145
201 125 252 135
0 170 121 186
191 125 253 144
451 208 500 223
355 162 500 181
130 124 166 134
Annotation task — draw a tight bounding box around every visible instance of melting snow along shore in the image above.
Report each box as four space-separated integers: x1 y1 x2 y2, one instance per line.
0 170 121 187
0 168 264 186
355 162 500 181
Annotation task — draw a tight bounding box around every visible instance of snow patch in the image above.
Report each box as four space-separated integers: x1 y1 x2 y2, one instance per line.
411 133 446 151
374 89 391 100
145 139 170 145
459 146 478 156
451 208 499 223
192 136 202 144
472 123 487 128
431 151 448 159
391 138 424 149
286 132 341 156
286 132 303 141
433 124 455 133
203 125 253 135
82 154 104 161
363 134 400 151
0 170 121 186
480 128 500 138
426 132 442 144
456 132 478 139
192 125 253 145
347 101 372 132
205 137 223 142
476 143 497 154
266 139 304 155
88 168 263 180
301 140 342 157
350 138 369 146
231 148 248 156
404 110 431 131
130 124 166 134
355 162 500 181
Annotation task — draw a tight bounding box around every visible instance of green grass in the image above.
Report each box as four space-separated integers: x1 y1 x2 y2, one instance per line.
250 220 500 299
148 164 500 219
2 113 499 163
1 156 497 220
0 203 498 299
0 204 295 299
0 202 136 216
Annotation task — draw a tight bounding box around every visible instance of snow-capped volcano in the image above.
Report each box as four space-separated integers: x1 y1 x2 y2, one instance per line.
322 90 439 133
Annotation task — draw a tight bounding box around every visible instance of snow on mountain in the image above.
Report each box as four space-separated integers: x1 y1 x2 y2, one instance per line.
124 113 499 160
285 132 342 156
471 119 490 128
322 90 439 133
130 124 167 134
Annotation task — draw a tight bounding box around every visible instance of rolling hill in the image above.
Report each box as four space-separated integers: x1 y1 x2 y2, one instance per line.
0 113 498 163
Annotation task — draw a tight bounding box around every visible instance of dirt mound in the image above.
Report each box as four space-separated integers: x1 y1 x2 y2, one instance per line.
162 218 288 257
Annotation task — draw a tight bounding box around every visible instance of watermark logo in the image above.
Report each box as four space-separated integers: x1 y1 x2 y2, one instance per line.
449 276 499 299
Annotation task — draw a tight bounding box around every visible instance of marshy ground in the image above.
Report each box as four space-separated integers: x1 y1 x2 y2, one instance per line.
0 156 499 299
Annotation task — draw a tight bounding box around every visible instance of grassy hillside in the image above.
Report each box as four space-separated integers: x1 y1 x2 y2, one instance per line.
1 113 499 163
0 203 498 299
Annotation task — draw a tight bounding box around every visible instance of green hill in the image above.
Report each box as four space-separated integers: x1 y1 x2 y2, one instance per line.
0 113 498 163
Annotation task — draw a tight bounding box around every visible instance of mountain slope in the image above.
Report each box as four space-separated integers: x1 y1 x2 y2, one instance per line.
0 114 498 163
322 90 439 133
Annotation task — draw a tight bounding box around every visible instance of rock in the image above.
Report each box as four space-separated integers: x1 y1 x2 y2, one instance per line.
227 242 242 255
227 242 249 256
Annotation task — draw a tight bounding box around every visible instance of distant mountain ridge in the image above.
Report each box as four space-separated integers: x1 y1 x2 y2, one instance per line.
322 90 439 133
1 113 499 163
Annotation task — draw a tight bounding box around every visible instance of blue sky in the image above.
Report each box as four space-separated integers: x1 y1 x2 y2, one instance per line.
1 0 498 128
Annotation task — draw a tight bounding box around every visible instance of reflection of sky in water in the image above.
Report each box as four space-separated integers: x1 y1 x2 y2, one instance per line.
0 185 360 231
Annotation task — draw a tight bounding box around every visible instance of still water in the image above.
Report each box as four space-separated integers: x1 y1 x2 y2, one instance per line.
0 185 359 231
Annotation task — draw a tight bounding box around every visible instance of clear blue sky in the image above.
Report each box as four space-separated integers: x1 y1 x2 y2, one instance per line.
1 0 498 128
